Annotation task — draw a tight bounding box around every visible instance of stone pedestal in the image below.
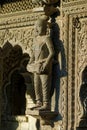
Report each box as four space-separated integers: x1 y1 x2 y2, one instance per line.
26 110 59 130
28 116 39 130
25 85 38 130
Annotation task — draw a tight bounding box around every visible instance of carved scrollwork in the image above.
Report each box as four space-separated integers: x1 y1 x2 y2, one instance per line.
0 27 34 53
77 19 87 74
72 17 81 31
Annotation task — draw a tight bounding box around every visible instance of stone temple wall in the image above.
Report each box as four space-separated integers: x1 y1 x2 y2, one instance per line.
0 0 87 130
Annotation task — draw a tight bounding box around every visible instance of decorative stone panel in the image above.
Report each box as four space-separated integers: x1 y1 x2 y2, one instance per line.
61 1 87 130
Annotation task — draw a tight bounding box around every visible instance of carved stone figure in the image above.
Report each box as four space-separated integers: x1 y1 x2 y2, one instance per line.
27 16 54 110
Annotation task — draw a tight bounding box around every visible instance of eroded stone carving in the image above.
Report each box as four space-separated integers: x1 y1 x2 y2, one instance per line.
27 16 54 111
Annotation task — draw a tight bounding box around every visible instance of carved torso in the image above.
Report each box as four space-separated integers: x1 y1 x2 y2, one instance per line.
34 36 49 62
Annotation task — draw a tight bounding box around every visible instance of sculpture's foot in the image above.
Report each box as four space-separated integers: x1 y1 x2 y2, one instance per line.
35 102 51 111
30 101 42 110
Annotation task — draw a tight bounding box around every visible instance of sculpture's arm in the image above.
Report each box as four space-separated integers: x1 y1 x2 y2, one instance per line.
29 44 35 64
45 36 55 66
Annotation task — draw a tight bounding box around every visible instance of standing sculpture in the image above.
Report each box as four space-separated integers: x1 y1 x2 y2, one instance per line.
27 16 54 110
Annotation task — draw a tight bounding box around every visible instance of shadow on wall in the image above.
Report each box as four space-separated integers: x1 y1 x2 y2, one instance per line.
78 66 87 128
0 41 34 130
50 18 67 120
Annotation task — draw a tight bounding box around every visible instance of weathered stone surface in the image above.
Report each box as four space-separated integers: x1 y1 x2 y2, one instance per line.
0 0 87 130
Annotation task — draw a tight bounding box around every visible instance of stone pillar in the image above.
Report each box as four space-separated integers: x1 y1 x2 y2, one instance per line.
26 89 39 130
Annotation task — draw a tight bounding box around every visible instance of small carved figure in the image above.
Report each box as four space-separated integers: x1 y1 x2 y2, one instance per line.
27 16 54 110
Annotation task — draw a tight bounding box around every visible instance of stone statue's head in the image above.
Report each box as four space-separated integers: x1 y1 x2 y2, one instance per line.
35 16 49 35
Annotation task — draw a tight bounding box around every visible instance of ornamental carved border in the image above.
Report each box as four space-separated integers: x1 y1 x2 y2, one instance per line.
62 1 87 130
0 11 43 49
62 0 86 6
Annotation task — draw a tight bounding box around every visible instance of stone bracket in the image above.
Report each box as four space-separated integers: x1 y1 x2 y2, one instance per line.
26 110 58 127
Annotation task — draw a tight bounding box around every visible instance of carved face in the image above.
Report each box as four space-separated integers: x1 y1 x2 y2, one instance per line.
35 20 47 35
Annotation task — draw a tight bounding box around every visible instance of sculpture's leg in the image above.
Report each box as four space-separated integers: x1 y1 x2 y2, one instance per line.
34 73 42 106
39 74 51 110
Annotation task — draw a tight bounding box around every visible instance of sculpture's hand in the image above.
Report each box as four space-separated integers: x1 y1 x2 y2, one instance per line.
27 63 43 74
40 62 47 73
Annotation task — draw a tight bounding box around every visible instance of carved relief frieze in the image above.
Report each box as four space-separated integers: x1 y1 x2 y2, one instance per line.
0 10 44 57
62 0 87 5
62 0 87 15
0 27 33 51
0 11 44 29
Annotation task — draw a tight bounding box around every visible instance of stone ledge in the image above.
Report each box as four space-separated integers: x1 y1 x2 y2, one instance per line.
2 116 28 122
26 110 58 126
26 110 58 119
